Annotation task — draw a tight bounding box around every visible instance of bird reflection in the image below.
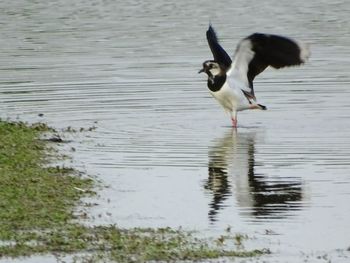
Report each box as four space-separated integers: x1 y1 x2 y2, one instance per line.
204 147 231 222
204 129 303 223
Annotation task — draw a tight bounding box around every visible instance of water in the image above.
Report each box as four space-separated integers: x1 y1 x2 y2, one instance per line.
1 0 350 262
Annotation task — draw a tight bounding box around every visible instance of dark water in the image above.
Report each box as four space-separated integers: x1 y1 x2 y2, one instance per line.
1 0 350 262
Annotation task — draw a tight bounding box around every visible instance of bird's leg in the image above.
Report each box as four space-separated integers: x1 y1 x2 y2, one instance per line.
231 112 237 128
231 117 237 127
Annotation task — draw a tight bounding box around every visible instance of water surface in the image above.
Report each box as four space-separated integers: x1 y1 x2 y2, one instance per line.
1 0 350 262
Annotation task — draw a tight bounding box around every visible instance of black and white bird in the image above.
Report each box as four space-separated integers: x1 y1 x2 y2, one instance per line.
199 25 310 127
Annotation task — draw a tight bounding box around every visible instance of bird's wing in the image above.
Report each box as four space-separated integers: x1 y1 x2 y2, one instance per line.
229 33 310 99
206 25 232 70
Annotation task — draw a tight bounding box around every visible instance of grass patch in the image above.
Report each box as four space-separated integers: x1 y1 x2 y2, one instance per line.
0 120 267 262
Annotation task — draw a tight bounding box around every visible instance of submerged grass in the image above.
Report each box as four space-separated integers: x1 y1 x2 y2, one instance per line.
0 120 267 262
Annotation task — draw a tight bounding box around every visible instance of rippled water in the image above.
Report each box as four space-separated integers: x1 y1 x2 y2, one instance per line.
1 0 350 262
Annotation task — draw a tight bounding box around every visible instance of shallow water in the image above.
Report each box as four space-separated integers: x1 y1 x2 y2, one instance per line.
1 0 350 261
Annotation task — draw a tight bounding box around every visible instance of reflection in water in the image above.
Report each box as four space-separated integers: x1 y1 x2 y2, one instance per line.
205 130 304 222
204 145 231 222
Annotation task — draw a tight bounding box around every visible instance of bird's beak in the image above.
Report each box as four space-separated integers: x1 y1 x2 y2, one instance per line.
198 68 205 74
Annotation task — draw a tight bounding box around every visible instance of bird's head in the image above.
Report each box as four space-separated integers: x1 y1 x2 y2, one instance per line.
198 60 225 80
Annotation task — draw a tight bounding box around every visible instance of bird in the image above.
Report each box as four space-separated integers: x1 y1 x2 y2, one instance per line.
199 25 310 127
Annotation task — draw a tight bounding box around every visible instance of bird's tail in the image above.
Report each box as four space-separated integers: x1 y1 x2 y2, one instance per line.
257 104 267 110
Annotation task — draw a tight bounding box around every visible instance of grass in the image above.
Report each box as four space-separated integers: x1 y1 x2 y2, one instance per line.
0 120 267 262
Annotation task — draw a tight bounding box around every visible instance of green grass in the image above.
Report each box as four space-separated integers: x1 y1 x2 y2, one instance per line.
0 120 267 262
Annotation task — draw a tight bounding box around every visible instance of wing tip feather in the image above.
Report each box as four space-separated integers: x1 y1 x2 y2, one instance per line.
206 24 217 41
298 42 311 63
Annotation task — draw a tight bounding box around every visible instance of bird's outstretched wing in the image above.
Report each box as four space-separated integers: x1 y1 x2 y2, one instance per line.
206 25 232 70
230 33 310 99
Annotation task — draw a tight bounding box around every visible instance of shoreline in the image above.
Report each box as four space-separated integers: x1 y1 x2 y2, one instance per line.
0 120 266 262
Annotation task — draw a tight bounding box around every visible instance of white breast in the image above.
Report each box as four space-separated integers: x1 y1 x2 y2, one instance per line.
209 80 250 112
